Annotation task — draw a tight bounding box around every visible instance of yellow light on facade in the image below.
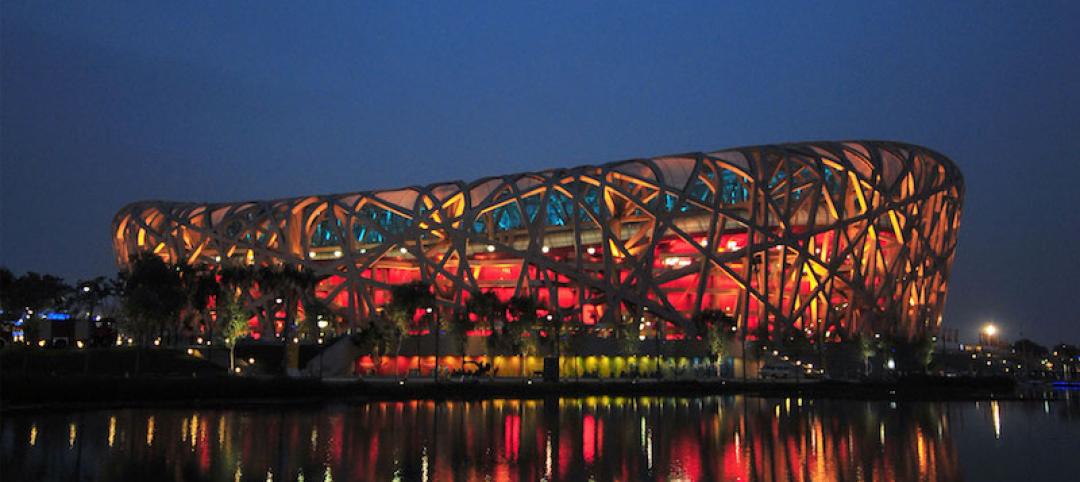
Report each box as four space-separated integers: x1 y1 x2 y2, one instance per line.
38 340 46 347
76 340 84 349
333 249 343 258
983 324 997 337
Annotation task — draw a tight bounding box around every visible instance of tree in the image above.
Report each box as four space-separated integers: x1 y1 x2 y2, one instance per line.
0 267 16 321
449 310 472 358
119 253 185 346
385 281 434 377
857 332 876 377
254 266 290 340
539 309 563 356
177 264 221 343
0 269 71 320
72 276 114 321
613 313 640 357
215 292 251 372
352 316 396 376
466 290 504 356
280 265 322 341
507 295 542 377
692 309 737 377
300 296 333 341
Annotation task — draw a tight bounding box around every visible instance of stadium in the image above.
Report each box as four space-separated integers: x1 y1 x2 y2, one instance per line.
113 140 963 376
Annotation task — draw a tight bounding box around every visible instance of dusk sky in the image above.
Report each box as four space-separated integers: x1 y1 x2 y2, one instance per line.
2 2 1078 345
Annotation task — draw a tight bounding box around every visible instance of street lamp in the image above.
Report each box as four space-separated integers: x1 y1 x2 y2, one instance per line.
983 323 998 347
428 306 440 381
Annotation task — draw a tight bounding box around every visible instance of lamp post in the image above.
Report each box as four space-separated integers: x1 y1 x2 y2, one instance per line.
428 307 439 381
317 317 329 378
982 323 998 348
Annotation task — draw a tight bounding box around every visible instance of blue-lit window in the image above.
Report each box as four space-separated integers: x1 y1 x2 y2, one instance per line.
719 170 749 204
686 175 714 204
582 185 602 219
353 223 382 244
823 166 841 192
546 191 574 226
521 195 541 222
493 202 524 231
659 193 678 212
312 219 342 247
356 205 411 242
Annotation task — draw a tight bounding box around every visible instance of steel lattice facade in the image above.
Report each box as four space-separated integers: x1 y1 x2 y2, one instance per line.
113 140 963 341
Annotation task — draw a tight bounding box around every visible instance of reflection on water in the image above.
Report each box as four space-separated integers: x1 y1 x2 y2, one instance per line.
3 393 1080 481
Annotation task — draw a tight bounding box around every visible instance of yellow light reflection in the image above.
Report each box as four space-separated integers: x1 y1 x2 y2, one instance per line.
108 415 117 447
147 416 156 447
29 424 37 447
991 401 1001 439
190 414 199 449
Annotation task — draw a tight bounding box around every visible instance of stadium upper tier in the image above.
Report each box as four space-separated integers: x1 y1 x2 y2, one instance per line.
113 140 963 341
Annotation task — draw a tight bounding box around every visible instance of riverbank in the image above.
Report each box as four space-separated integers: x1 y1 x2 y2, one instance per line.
1 373 1035 412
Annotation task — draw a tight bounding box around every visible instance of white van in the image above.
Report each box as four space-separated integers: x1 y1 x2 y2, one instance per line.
759 362 800 379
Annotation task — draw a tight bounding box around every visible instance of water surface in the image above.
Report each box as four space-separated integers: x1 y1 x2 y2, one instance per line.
3 394 1078 481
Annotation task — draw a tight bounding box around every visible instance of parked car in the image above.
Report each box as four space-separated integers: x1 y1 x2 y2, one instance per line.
759 362 800 379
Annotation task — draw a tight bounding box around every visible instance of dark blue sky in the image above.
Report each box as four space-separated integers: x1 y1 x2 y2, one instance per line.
3 2 1078 344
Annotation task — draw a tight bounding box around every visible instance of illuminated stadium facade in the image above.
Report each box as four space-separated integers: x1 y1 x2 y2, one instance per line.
113 140 963 349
